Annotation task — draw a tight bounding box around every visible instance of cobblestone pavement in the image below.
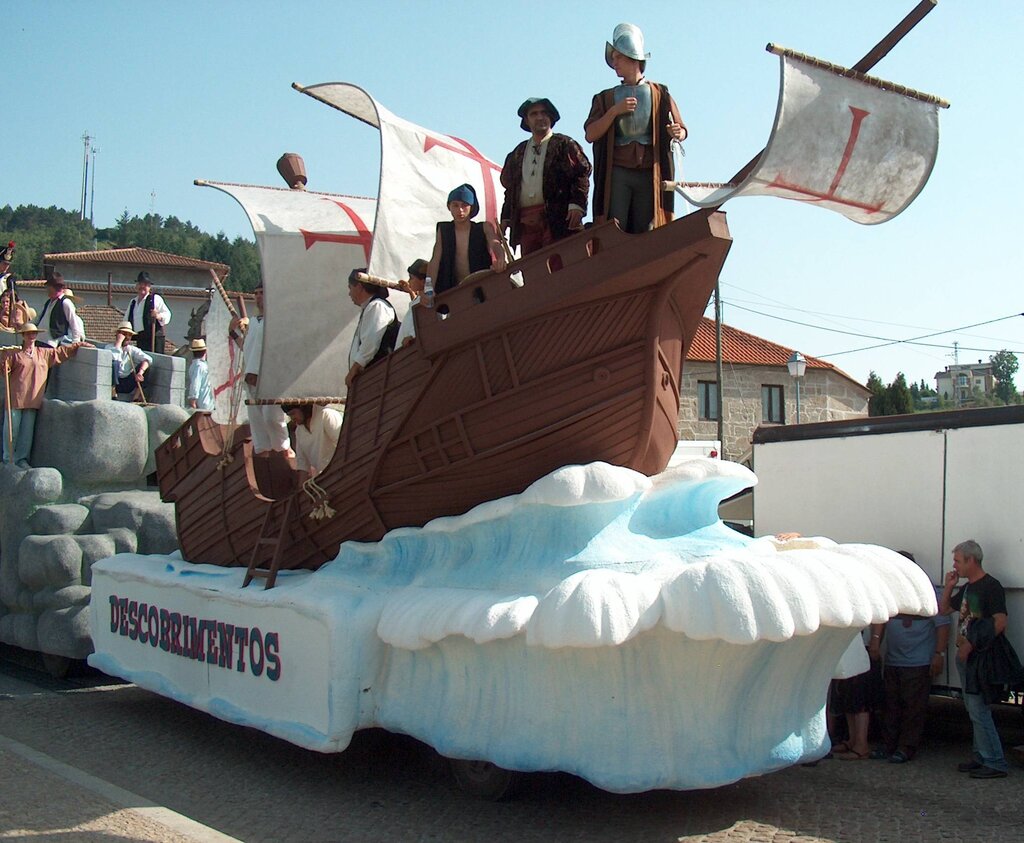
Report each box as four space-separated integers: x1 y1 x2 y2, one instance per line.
0 654 1021 842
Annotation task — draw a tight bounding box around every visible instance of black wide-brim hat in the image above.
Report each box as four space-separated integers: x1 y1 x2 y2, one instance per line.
518 97 561 132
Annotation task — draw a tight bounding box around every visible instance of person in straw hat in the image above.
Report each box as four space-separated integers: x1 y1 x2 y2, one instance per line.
584 22 687 234
186 338 214 411
110 321 153 402
0 323 91 467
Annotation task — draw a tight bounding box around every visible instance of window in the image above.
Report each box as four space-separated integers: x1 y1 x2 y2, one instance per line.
762 385 785 424
698 381 719 420
957 373 968 386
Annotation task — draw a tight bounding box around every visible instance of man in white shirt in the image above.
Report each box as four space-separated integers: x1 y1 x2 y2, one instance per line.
346 269 399 390
230 283 290 454
282 403 343 477
110 321 152 402
36 273 85 347
124 271 171 354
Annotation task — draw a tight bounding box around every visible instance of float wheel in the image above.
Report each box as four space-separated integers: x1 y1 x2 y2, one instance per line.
449 759 521 800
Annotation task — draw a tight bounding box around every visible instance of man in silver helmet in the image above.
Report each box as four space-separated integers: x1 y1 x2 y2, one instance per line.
585 23 687 234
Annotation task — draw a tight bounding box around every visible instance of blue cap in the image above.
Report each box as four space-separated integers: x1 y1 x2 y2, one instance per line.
446 183 480 219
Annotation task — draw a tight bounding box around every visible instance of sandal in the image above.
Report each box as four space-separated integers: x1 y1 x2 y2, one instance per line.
835 749 869 761
830 741 851 755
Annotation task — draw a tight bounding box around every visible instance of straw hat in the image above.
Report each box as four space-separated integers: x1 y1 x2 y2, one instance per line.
115 321 138 336
190 338 207 352
16 322 39 334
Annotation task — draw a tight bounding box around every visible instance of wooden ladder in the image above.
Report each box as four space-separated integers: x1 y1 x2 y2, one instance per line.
242 497 294 590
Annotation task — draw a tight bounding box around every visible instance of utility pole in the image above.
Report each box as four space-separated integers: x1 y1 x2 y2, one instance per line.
714 280 725 458
79 132 92 220
89 146 98 227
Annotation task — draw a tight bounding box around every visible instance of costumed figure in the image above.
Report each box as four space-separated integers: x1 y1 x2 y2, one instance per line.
584 23 687 234
345 268 400 390
425 184 506 294
125 271 171 354
187 338 214 411
230 283 290 455
36 272 85 347
500 98 592 255
0 241 37 334
110 321 153 403
1 322 90 467
395 258 429 348
282 403 343 478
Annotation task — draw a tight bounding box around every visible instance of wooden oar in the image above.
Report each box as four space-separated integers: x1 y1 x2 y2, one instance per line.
2 359 13 462
354 271 411 293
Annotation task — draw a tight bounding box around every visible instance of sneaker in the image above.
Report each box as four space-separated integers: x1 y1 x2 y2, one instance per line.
869 748 890 761
969 766 1008 779
957 760 983 772
889 750 911 764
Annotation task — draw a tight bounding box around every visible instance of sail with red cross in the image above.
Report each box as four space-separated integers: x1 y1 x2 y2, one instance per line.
674 47 948 224
196 181 381 401
292 82 506 282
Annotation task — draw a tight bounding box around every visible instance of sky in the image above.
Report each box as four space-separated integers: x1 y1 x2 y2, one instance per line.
4 0 1023 389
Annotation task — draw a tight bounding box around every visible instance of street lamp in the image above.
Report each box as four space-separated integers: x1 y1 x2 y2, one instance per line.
787 351 807 424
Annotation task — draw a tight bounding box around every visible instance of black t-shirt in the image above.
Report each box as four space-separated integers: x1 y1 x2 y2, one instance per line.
950 574 1006 641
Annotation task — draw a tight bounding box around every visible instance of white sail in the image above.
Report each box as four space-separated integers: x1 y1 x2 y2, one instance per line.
197 182 382 400
677 51 946 224
293 83 506 282
202 288 241 424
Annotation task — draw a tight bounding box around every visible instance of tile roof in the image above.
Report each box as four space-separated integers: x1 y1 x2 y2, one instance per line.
44 247 230 276
17 279 254 302
77 304 125 345
687 317 865 389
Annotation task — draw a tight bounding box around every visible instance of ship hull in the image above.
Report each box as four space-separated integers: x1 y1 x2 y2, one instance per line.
156 210 732 570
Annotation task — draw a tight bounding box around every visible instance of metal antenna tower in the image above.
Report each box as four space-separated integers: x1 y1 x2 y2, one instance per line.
79 132 93 220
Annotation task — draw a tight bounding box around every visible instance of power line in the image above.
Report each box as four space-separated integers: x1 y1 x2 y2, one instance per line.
724 301 1024 357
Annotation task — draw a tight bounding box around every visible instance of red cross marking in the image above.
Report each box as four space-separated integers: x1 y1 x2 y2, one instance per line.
213 337 242 397
768 106 883 214
299 199 373 261
423 135 502 222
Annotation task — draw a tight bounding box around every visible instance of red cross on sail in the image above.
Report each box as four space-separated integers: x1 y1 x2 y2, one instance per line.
674 50 947 225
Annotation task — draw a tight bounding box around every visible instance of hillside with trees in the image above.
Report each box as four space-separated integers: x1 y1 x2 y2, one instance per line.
0 203 260 290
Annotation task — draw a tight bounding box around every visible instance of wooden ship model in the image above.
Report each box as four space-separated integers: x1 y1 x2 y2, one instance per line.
156 1 946 585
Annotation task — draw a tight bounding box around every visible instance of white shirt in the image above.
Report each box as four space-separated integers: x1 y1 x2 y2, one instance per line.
348 298 394 369
395 297 419 346
125 292 171 332
519 134 551 206
39 295 84 345
112 344 152 379
242 315 264 377
293 405 344 476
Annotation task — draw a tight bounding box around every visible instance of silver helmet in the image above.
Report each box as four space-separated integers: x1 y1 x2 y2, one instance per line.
605 23 650 68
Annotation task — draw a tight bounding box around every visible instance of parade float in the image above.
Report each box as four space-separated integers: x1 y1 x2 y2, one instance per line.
89 3 948 795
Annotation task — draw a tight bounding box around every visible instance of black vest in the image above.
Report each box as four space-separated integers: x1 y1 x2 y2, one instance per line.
127 293 164 336
435 221 490 294
44 295 70 339
368 299 400 366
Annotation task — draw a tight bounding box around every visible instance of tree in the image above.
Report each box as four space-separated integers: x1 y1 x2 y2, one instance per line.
867 371 888 416
885 372 914 415
990 350 1019 403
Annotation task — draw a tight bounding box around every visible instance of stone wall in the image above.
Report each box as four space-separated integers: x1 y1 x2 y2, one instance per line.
678 364 869 464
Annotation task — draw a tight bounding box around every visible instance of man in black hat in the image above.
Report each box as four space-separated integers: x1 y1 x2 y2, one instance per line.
36 272 85 347
500 98 592 256
124 271 171 354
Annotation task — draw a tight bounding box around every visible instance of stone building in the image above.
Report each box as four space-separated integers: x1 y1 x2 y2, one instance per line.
18 247 232 349
935 361 996 405
678 318 870 464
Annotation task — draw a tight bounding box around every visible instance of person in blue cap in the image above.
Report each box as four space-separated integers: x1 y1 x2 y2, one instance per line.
500 98 591 255
425 184 505 294
585 23 687 234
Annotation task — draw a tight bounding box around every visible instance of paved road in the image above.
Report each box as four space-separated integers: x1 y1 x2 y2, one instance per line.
0 651 1021 842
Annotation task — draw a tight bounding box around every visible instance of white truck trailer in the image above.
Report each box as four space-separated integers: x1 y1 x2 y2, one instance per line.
752 405 1024 695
